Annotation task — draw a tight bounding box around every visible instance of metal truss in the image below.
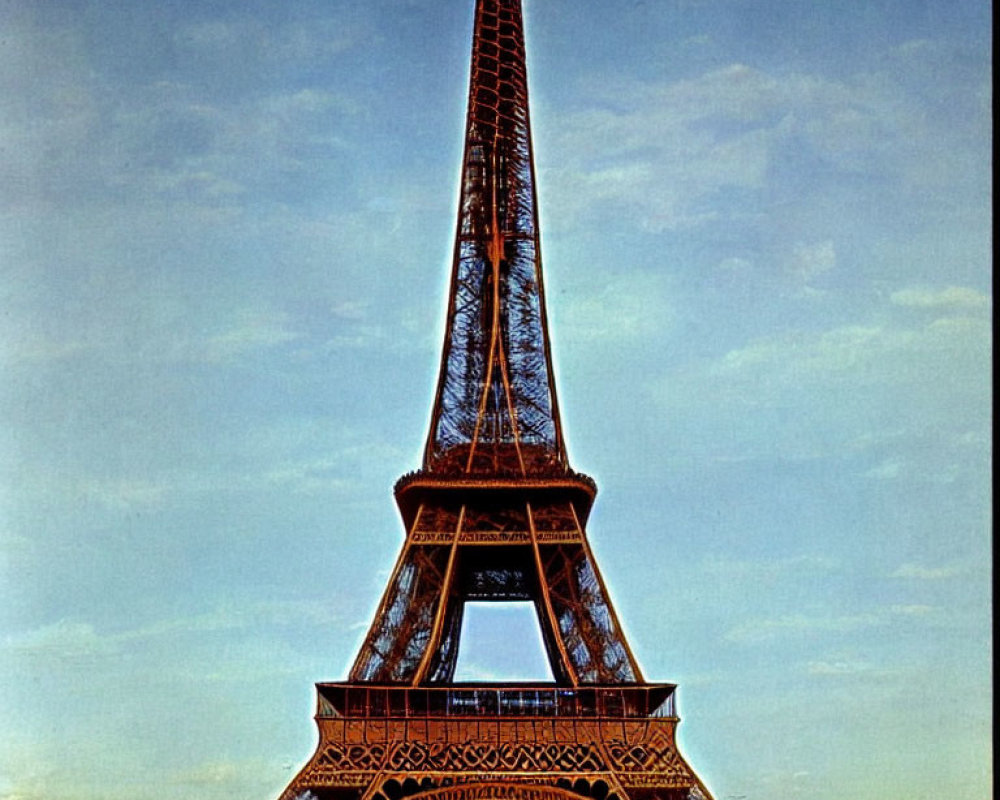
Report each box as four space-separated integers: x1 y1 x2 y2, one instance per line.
349 496 642 686
424 0 565 478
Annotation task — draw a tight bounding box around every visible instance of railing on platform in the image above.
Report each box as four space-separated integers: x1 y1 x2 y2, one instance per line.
317 683 676 720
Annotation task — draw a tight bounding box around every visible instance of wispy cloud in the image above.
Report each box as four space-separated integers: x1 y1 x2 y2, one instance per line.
0 334 87 365
806 658 899 678
542 49 988 236
701 554 838 581
543 64 774 232
197 311 300 363
4 620 119 661
0 303 300 367
2 11 365 217
169 760 239 787
4 601 346 666
862 458 903 481
890 285 990 310
725 599 957 646
653 292 991 462
553 271 672 343
724 612 884 644
173 16 365 66
74 478 167 511
889 604 936 616
786 239 836 285
890 563 962 580
262 457 357 495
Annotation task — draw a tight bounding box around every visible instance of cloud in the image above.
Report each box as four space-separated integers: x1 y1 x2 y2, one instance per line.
173 16 364 66
541 52 988 235
701 554 838 582
98 86 359 210
553 271 672 343
653 293 990 462
2 307 299 368
862 458 903 480
717 256 753 273
0 11 363 217
198 311 300 364
262 457 356 495
76 478 167 510
543 65 775 231
806 659 869 676
8 458 359 520
724 612 884 644
889 604 935 616
331 300 369 321
169 761 239 786
806 658 897 678
0 335 87 366
0 603 349 722
787 240 836 283
4 620 118 661
890 285 990 310
725 598 960 646
890 563 962 580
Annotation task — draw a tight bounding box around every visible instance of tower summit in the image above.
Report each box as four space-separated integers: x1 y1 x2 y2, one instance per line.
279 2 714 799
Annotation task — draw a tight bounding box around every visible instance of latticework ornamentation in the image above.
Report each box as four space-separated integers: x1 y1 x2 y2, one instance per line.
424 0 565 478
282 699 710 800
314 740 607 774
349 498 641 685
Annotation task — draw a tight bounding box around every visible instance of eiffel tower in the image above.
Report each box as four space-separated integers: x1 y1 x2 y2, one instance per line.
279 2 713 799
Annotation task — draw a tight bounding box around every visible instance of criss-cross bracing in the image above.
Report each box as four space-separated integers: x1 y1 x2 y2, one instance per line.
349 479 641 685
424 0 563 478
280 2 714 800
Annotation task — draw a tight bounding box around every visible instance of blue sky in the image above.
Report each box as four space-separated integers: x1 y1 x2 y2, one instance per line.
0 1 991 799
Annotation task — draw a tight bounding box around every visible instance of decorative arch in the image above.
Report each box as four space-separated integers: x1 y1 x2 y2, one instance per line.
391 781 614 800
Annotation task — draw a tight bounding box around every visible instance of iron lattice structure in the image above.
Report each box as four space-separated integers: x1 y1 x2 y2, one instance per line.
280 2 714 800
424 0 563 479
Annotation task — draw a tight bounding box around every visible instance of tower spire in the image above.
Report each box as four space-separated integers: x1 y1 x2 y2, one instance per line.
425 0 565 477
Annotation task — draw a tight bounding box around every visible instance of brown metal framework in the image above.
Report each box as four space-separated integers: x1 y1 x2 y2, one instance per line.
349 479 640 685
424 0 563 478
279 2 714 800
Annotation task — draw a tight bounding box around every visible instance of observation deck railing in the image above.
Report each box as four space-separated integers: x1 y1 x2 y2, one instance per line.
316 683 676 720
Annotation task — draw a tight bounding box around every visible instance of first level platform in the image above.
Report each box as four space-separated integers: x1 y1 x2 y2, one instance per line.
279 683 712 800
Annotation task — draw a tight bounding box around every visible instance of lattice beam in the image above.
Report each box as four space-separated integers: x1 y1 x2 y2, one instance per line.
424 0 566 478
